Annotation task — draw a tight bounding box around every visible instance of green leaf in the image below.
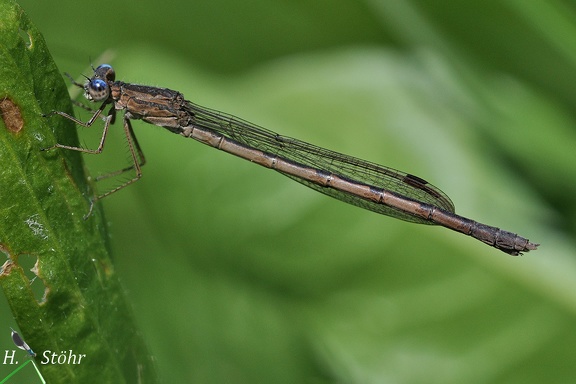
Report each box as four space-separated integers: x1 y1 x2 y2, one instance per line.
0 0 156 382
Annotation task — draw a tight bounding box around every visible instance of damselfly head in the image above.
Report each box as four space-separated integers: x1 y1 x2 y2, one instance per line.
84 64 116 102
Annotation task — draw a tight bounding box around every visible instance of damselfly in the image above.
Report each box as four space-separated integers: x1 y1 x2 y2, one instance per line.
43 64 539 255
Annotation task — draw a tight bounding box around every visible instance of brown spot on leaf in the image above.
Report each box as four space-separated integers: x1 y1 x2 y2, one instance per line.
0 97 24 133
1 260 14 276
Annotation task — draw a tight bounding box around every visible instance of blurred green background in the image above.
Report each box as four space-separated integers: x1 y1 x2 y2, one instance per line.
3 0 576 383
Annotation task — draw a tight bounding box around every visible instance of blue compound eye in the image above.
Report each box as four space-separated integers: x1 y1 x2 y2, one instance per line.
87 78 109 101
